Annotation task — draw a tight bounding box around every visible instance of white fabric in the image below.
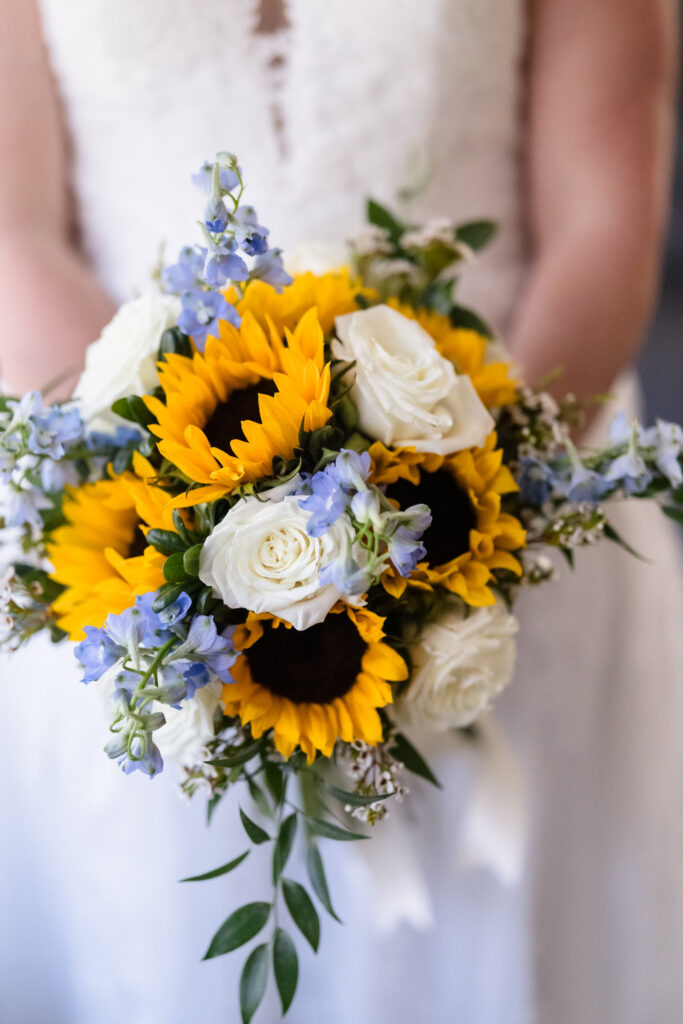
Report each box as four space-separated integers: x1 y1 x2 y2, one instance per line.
0 1 681 1021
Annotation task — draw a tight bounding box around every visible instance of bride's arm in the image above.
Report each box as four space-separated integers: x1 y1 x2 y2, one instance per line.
510 0 678 402
0 0 115 396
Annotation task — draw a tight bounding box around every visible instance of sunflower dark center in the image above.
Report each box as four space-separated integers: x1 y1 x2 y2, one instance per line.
203 378 278 450
385 469 477 566
127 525 148 559
245 615 367 704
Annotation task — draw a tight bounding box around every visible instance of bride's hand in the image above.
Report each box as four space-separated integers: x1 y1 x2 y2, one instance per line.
0 0 115 397
510 0 678 407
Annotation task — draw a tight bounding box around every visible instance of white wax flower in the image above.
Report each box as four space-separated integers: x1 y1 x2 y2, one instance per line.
73 293 181 431
332 305 494 454
198 494 355 630
398 602 518 729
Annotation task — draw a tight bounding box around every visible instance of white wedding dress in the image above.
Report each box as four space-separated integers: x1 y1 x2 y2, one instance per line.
1 2 683 1021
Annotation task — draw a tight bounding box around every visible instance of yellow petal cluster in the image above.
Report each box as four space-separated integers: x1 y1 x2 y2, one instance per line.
48 454 172 640
233 269 374 336
223 606 407 763
372 434 526 606
145 308 332 507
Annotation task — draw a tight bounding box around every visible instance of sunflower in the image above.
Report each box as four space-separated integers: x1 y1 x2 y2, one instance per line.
48 454 174 640
145 307 332 507
223 606 408 763
387 300 518 408
233 268 374 337
372 433 526 606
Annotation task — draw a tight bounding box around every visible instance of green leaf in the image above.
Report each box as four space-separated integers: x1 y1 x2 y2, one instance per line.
112 446 133 475
663 505 683 527
203 902 270 959
196 585 217 615
263 759 287 805
162 550 191 583
560 547 575 570
183 543 203 576
306 843 341 923
390 733 441 788
239 807 271 845
158 326 193 361
146 528 188 555
273 814 298 885
111 395 156 428
282 879 320 952
325 785 394 808
239 943 269 1024
180 850 249 882
152 582 186 612
366 198 405 243
273 929 298 1015
455 219 497 251
248 778 274 820
420 278 455 316
207 737 264 768
450 304 494 339
172 508 199 546
207 790 224 825
307 817 368 842
604 522 650 561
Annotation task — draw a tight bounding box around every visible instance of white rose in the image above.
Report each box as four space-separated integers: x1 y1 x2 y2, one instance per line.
199 494 355 630
398 602 518 730
283 242 349 276
332 305 494 454
155 680 224 770
73 292 181 431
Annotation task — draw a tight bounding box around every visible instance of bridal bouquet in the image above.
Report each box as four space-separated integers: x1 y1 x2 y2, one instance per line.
2 154 683 1021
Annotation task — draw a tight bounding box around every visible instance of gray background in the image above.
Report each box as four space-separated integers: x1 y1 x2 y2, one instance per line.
639 73 683 422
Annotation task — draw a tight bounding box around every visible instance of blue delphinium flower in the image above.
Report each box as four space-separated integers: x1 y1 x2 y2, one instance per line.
76 592 236 778
177 288 239 349
38 456 79 493
0 391 89 531
650 420 683 488
350 488 382 529
119 735 164 777
161 245 206 293
105 691 165 777
331 449 372 492
605 451 652 495
192 159 240 195
3 391 85 460
250 248 293 291
27 404 84 459
385 504 432 576
298 449 373 535
604 420 652 495
204 243 249 288
299 471 350 536
169 614 236 683
565 464 613 504
204 195 229 233
517 455 561 507
231 205 269 256
2 483 52 528
320 549 374 598
299 447 432 588
75 625 126 683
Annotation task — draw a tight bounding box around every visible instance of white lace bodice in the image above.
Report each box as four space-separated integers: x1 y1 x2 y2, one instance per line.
38 0 527 328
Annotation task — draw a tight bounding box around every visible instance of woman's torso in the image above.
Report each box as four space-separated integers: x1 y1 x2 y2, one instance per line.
38 0 528 330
